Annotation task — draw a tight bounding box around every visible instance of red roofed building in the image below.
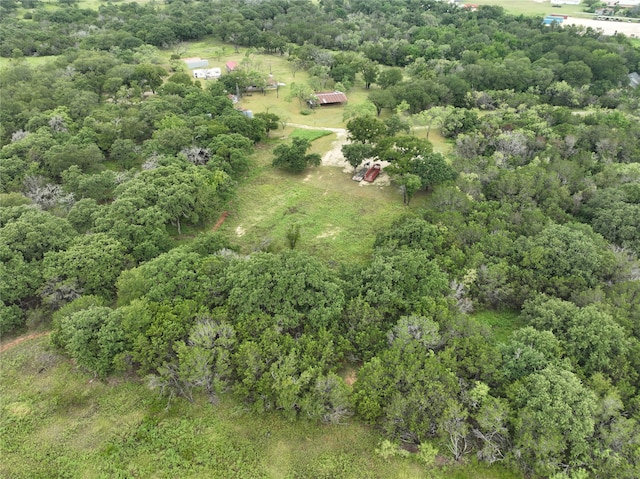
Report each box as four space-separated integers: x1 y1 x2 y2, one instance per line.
225 61 238 73
309 91 348 107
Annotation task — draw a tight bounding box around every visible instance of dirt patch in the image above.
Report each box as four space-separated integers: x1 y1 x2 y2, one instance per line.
316 227 341 239
0 331 51 354
343 368 357 387
321 129 352 171
6 402 32 418
212 211 229 231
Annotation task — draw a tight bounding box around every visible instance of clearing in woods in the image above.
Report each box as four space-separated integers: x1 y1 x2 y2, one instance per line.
0 337 521 479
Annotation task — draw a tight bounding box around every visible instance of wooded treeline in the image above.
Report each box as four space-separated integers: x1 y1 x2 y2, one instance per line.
1 1 640 478
1 0 637 97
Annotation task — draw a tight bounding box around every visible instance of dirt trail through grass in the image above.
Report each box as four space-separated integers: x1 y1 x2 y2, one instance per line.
1 331 50 354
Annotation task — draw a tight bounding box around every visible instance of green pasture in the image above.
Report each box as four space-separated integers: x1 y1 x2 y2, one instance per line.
470 0 586 18
76 0 153 9
0 56 56 70
218 129 428 265
0 337 521 479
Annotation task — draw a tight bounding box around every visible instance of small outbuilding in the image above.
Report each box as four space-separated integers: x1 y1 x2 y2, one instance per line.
629 72 640 88
236 108 254 118
309 91 348 107
226 61 239 73
542 15 565 26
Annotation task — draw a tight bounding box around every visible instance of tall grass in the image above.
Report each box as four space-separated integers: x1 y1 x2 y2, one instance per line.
0 338 521 479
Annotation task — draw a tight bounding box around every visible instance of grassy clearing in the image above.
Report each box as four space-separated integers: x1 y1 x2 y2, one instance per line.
221 164 413 264
77 0 152 8
0 338 521 479
0 56 57 69
290 128 334 142
471 310 525 343
217 131 432 265
470 0 586 18
412 128 452 155
179 38 372 129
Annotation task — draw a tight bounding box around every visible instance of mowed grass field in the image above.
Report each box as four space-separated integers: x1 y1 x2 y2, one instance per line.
214 124 446 264
0 337 522 479
176 37 374 129
464 0 587 18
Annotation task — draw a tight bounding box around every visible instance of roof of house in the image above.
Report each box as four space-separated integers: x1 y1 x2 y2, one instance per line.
542 16 564 25
184 57 209 69
226 61 238 71
314 91 348 104
629 72 640 88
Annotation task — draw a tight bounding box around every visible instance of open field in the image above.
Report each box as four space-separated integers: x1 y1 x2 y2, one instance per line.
0 56 56 69
465 0 640 29
564 17 640 36
0 337 521 479
470 0 586 17
167 38 454 264
217 130 431 264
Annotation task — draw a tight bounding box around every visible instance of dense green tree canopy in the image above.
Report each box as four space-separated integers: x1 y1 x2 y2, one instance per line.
222 251 345 336
272 137 321 173
43 233 130 298
508 366 597 477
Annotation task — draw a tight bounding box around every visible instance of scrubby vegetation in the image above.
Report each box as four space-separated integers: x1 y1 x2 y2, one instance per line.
1 1 640 478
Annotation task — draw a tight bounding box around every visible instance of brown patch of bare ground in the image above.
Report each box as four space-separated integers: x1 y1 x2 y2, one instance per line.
1 331 51 354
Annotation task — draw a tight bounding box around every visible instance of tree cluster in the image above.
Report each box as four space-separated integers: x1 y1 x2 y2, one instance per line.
0 54 275 333
343 116 456 204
